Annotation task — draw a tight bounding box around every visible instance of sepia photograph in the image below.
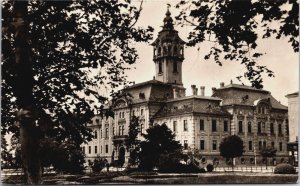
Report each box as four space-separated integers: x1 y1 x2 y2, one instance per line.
1 0 299 184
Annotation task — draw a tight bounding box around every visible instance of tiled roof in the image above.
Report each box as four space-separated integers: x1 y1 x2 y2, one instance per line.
154 97 230 118
286 92 299 98
213 83 287 110
217 83 269 93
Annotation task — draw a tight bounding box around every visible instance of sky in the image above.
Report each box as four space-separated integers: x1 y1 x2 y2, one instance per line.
124 0 298 105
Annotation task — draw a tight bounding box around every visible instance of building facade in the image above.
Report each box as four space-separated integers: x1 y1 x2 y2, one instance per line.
82 10 289 167
286 92 298 166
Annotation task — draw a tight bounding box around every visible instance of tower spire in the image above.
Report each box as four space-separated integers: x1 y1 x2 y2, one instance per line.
163 4 174 30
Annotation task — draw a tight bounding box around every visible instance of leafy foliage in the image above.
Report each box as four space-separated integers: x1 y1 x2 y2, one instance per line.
260 146 277 168
91 156 107 173
274 163 296 174
125 116 141 166
219 135 244 167
175 0 299 88
1 135 13 168
2 0 153 149
138 123 182 170
40 138 85 174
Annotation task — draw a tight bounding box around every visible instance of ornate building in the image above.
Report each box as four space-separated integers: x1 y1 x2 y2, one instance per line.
82 9 289 167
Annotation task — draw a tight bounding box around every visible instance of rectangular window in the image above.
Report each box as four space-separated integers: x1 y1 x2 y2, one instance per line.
82 146 85 153
88 146 91 154
249 141 253 151
212 140 217 151
248 122 252 133
105 128 109 138
100 129 102 138
105 145 109 153
101 146 102 154
223 120 228 132
159 62 163 73
112 127 115 135
184 140 188 150
183 120 188 131
258 122 261 133
238 121 243 133
271 141 275 148
94 130 98 139
212 120 217 132
118 126 121 136
141 109 144 115
95 146 98 154
200 119 204 131
200 140 205 150
279 142 283 151
122 126 125 135
278 124 282 135
140 124 144 135
173 121 177 132
122 112 125 118
258 141 262 150
270 123 274 134
263 141 266 148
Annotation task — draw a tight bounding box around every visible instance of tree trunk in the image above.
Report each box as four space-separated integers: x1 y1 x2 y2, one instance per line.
12 1 41 184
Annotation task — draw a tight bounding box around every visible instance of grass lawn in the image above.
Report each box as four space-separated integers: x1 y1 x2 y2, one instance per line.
2 172 298 184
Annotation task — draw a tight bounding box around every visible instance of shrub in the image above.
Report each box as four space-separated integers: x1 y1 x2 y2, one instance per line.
159 162 205 173
206 164 214 172
91 157 106 173
274 163 296 174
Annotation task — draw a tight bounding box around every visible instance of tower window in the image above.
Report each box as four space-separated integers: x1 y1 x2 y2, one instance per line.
173 62 178 73
174 46 178 55
159 62 163 73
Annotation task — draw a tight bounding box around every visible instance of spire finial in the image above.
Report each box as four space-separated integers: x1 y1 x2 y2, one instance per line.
166 3 171 15
163 3 173 30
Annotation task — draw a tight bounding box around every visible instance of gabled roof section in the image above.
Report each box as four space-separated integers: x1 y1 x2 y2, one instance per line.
213 83 287 110
216 83 270 93
286 92 299 98
153 96 230 118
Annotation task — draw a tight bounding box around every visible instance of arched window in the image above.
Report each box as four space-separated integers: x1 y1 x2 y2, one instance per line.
248 122 252 133
163 46 167 55
174 46 178 55
173 62 178 73
168 45 171 55
159 62 163 73
180 47 184 55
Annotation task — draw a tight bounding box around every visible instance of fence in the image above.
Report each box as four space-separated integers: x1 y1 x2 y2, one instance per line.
214 166 298 173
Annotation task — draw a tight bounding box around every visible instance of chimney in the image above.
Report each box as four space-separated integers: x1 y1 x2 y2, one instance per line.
212 87 216 94
220 82 225 87
153 76 155 80
196 88 198 96
191 85 197 95
200 86 205 96
133 81 135 84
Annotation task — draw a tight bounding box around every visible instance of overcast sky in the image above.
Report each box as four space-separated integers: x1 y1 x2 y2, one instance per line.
124 0 298 105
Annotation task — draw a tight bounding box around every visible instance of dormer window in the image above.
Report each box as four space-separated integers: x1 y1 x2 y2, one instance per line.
139 92 145 99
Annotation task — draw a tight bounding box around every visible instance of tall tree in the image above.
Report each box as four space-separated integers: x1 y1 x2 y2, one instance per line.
2 0 153 183
219 135 244 170
176 0 299 88
260 146 277 169
125 115 141 166
138 123 182 170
